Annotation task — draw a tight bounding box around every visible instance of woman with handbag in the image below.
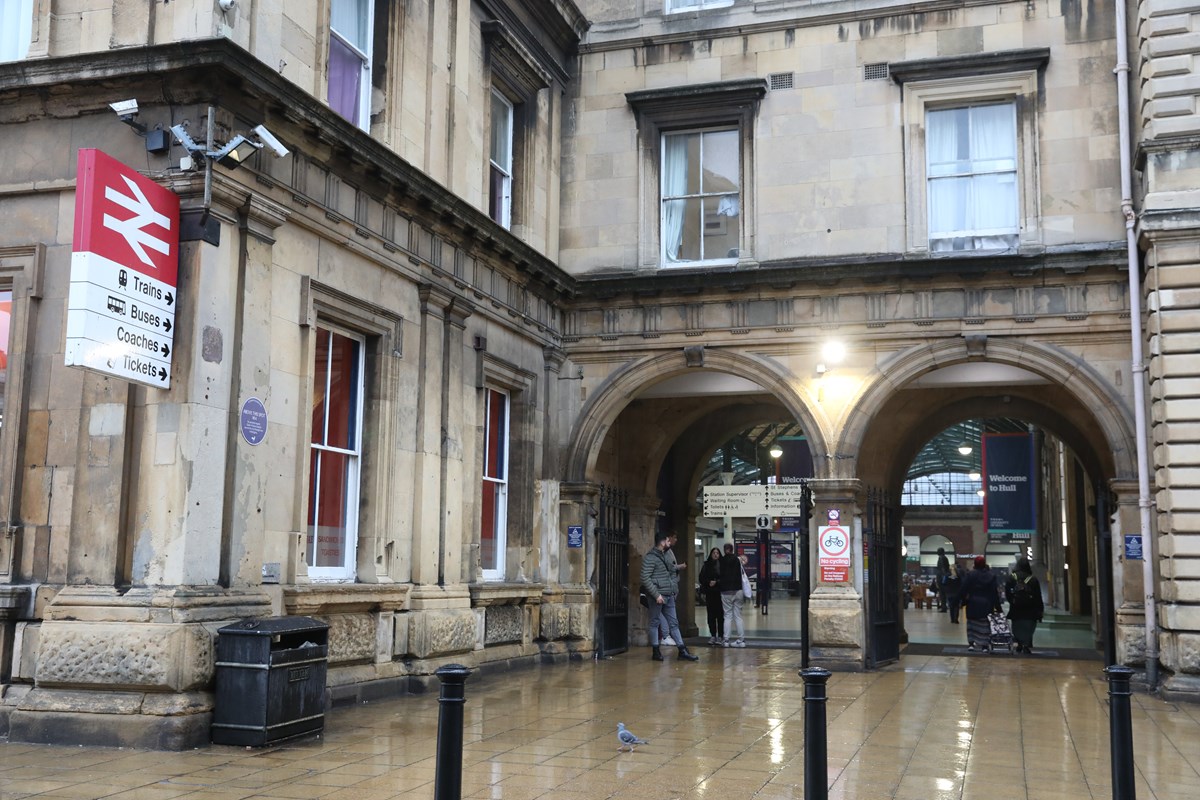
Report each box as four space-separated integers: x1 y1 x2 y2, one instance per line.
717 543 747 647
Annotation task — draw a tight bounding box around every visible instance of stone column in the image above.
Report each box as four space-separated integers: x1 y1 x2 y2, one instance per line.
808 479 864 670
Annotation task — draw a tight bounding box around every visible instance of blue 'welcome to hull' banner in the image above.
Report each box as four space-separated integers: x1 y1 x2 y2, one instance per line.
983 432 1036 540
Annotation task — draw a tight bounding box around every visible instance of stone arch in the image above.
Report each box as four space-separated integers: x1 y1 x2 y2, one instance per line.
836 337 1138 483
564 348 829 483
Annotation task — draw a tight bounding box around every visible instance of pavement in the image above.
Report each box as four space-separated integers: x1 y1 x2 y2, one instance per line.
1 646 1198 799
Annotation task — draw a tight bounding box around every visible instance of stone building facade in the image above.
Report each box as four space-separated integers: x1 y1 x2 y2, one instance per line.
0 0 1196 748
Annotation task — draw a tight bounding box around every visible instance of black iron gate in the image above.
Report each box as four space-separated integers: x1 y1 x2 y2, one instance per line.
864 488 900 667
596 485 630 657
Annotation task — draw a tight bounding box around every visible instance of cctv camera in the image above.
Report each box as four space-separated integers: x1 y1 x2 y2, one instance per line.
251 124 289 158
109 99 139 119
218 0 237 10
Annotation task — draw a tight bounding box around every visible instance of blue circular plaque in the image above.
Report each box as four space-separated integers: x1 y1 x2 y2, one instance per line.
240 397 268 446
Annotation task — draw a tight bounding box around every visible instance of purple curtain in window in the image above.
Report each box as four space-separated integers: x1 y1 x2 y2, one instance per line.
329 36 363 124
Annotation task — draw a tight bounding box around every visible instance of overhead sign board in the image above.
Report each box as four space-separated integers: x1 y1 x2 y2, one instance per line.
702 485 765 517
66 149 179 388
983 432 1037 540
764 484 809 515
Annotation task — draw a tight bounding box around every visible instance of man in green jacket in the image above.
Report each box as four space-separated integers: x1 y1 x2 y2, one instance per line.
641 530 700 662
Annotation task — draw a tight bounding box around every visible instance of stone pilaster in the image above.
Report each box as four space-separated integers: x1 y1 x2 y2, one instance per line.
411 285 454 587
1141 223 1200 698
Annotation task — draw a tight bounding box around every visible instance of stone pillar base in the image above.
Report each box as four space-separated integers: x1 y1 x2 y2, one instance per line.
3 687 211 749
809 587 865 670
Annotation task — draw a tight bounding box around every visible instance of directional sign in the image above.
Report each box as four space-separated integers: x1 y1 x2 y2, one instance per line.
764 484 810 515
67 149 179 389
65 338 170 385
702 485 765 517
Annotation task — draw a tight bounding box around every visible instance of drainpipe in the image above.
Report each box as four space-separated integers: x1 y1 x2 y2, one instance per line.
1114 0 1159 689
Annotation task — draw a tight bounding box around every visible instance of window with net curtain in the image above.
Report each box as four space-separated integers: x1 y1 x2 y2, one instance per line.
480 388 509 580
307 326 364 580
329 0 372 129
926 102 1019 253
660 128 740 266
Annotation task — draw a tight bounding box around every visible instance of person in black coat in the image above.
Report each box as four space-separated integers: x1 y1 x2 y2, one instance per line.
698 547 724 644
1005 557 1045 653
943 565 963 623
958 556 1002 651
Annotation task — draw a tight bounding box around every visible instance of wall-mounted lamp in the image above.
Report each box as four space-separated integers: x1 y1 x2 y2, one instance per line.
109 98 170 153
816 339 846 375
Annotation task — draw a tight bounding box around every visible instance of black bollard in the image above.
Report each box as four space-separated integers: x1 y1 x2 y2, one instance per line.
800 667 832 800
434 664 472 800
1104 665 1137 800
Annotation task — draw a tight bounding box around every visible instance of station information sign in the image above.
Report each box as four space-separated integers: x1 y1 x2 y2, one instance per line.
66 149 179 388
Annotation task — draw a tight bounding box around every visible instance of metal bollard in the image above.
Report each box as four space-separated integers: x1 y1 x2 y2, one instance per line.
1104 665 1137 800
433 664 472 800
800 667 832 800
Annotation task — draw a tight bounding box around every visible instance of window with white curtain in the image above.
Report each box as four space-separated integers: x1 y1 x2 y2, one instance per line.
660 128 740 266
0 0 33 62
893 56 1045 255
489 90 514 229
926 103 1018 252
329 0 373 129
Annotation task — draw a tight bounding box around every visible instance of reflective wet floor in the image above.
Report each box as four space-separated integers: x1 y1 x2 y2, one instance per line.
2 649 1197 799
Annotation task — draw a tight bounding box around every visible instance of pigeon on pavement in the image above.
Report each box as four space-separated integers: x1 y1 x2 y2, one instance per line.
616 722 648 752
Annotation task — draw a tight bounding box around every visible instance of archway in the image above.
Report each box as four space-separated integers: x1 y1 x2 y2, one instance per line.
843 339 1136 662
561 348 823 652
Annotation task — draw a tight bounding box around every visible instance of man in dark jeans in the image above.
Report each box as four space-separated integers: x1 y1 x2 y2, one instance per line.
640 531 700 662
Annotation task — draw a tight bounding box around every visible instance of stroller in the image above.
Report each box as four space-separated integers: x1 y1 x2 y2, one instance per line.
987 612 1015 654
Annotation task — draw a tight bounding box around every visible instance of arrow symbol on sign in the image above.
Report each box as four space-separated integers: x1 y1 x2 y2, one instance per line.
158 367 167 381
161 344 170 357
165 291 174 306
103 175 172 268
163 319 171 333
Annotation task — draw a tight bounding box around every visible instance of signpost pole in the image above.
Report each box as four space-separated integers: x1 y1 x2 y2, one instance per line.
799 483 811 669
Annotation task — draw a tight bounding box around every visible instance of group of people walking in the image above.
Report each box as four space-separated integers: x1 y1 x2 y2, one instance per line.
641 533 751 661
941 550 1046 654
644 531 1047 660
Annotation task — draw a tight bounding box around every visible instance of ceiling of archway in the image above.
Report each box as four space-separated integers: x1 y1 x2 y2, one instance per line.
697 421 805 486
907 418 1031 478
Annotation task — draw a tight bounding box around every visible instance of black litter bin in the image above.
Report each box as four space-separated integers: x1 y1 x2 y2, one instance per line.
212 616 329 747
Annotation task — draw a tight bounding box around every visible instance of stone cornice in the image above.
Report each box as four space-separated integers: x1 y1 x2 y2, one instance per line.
888 48 1051 84
0 38 576 302
568 244 1127 303
626 78 769 117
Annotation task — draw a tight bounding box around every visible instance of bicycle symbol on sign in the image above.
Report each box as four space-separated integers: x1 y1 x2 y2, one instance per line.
823 532 845 549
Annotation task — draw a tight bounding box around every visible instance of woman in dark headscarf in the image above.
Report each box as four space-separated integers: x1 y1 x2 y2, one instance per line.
1005 557 1045 654
958 556 1002 651
698 547 724 644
